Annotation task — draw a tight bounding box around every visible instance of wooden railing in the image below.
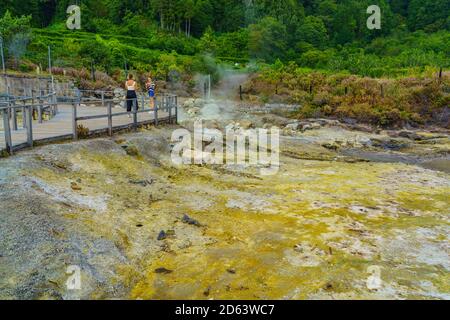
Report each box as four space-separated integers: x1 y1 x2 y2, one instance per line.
71 95 178 140
1 93 178 155
0 91 58 127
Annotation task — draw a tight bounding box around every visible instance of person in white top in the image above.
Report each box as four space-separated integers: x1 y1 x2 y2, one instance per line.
125 74 138 115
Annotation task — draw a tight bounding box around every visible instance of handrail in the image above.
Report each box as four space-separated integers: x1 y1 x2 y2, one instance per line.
1 92 178 155
0 102 57 111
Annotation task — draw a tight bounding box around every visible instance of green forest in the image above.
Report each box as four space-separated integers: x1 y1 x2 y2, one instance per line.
0 0 449 127
0 0 449 78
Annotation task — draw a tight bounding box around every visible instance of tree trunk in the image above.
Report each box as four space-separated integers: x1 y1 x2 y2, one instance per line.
188 18 191 37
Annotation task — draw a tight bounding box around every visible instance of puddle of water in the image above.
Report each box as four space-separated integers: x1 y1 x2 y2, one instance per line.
341 149 450 174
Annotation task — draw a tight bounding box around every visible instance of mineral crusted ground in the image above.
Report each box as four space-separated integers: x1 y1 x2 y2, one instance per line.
0 111 449 300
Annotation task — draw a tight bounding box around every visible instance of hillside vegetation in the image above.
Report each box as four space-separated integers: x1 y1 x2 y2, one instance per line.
0 0 448 127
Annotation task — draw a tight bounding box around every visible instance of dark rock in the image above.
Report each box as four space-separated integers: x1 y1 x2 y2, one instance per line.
343 118 357 125
157 230 167 241
182 214 201 227
129 179 154 187
398 131 423 141
226 269 236 274
370 138 409 151
70 182 82 191
154 268 173 274
324 283 334 291
349 124 375 133
322 143 339 151
123 145 140 157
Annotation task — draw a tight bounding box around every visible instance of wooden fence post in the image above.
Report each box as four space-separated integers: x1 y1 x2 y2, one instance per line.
133 99 138 130
107 102 113 136
26 106 33 147
11 101 17 131
38 91 43 123
239 85 243 101
168 96 172 122
72 103 78 140
2 108 12 154
22 99 27 129
54 91 58 114
101 91 105 107
154 97 159 126
175 96 178 124
31 89 37 120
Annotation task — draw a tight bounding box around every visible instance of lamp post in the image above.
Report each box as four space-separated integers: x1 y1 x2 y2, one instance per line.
48 45 55 95
0 36 5 74
48 45 52 74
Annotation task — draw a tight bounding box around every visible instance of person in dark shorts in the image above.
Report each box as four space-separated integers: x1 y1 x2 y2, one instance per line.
145 76 156 110
125 74 138 117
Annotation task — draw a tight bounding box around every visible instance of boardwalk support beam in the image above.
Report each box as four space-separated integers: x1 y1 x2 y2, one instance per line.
2 108 12 154
133 99 138 130
26 106 33 147
72 103 78 140
154 98 159 126
107 102 113 136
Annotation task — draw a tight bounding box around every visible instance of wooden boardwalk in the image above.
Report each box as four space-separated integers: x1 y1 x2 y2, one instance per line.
1 97 176 155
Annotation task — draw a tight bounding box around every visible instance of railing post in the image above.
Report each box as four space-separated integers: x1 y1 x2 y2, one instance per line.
168 96 172 122
141 95 145 111
107 102 113 136
48 94 54 118
101 91 105 107
11 101 17 131
132 99 138 130
26 106 33 147
52 92 57 116
2 108 12 155
31 89 37 120
154 97 158 126
77 89 81 105
22 99 27 129
175 96 178 124
72 103 78 140
38 91 43 123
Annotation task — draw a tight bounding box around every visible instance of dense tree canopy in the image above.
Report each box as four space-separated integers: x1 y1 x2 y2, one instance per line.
0 0 448 77
0 0 448 40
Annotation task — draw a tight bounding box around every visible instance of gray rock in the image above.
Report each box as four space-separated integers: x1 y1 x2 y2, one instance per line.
285 122 300 131
157 231 167 241
182 214 201 227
